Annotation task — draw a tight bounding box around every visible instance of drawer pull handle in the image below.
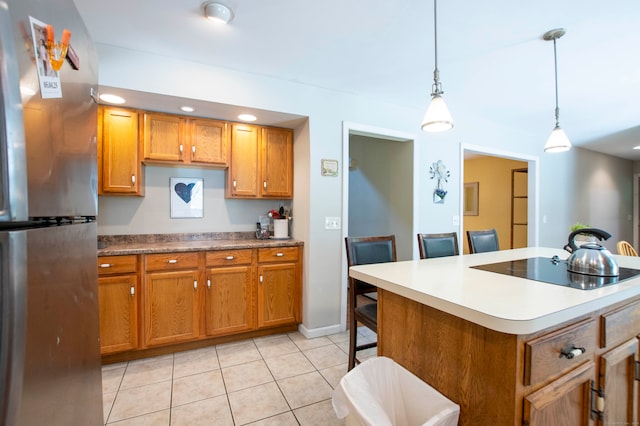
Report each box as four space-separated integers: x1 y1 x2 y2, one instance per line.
560 345 586 359
275 252 284 257
99 263 113 268
167 259 178 264
226 256 234 260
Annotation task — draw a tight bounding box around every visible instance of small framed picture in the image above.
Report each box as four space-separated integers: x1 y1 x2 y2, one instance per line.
170 177 204 218
321 159 338 177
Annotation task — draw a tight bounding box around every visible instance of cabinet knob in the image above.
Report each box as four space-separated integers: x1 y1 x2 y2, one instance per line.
99 263 113 268
560 345 586 359
263 181 267 189
259 274 263 283
130 286 135 296
207 279 211 289
131 175 136 185
192 146 196 154
193 280 198 289
233 180 237 189
226 256 234 260
179 144 183 153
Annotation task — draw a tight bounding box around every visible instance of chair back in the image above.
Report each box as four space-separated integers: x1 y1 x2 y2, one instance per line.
617 240 638 256
345 235 397 292
467 229 499 254
417 232 459 259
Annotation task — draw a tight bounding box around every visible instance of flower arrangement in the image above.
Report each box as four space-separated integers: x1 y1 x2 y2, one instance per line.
429 160 450 204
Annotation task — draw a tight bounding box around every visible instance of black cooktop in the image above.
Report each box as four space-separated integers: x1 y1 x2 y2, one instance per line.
471 257 640 290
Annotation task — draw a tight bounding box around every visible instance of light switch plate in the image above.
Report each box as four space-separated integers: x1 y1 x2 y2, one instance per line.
325 217 341 230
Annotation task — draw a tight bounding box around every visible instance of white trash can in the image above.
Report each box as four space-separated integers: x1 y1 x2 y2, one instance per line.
332 357 460 426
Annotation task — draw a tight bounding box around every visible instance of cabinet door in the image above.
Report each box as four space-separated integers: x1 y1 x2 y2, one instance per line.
143 113 184 162
98 275 138 354
204 265 255 336
257 262 298 328
144 270 200 346
100 107 142 195
189 119 228 166
260 127 293 198
599 338 639 425
227 124 259 197
523 361 595 426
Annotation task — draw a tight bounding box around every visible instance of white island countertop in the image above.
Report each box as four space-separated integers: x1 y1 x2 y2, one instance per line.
349 247 640 335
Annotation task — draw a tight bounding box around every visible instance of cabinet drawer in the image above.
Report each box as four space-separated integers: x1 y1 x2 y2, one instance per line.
258 247 299 263
206 249 254 266
145 252 199 271
98 255 137 275
523 318 597 386
600 300 640 348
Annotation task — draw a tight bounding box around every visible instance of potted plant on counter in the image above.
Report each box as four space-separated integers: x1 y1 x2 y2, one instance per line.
570 222 596 245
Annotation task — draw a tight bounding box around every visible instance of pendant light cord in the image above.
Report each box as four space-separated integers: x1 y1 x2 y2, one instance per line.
553 38 560 126
432 0 442 95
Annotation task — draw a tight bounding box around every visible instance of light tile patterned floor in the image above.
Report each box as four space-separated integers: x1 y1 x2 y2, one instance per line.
102 328 377 425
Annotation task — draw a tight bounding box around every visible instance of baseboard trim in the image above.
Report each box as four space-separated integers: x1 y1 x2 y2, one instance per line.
298 323 344 339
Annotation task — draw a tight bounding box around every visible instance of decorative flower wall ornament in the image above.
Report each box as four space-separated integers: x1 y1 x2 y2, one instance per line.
429 160 450 204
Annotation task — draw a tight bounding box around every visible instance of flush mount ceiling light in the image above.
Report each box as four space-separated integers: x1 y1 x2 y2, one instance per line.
180 106 195 112
543 28 572 153
202 1 234 24
421 0 453 132
238 113 257 122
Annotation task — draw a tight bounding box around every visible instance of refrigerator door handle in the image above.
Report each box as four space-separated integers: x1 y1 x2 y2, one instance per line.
0 4 28 222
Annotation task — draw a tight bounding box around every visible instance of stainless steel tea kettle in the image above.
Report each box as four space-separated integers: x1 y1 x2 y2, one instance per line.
563 228 619 277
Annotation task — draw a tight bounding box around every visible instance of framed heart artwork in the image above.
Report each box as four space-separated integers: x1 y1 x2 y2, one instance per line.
170 177 204 218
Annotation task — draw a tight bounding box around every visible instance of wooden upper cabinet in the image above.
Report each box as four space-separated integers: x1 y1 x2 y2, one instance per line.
261 127 293 198
189 119 228 166
98 107 144 196
142 113 229 167
143 112 184 163
226 124 293 199
227 124 260 197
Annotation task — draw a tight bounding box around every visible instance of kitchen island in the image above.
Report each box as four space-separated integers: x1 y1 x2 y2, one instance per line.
350 247 640 425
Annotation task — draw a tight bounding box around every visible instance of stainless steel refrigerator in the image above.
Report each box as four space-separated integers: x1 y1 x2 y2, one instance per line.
0 0 102 424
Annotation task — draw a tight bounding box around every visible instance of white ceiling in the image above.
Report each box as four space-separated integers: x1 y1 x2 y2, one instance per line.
73 0 640 160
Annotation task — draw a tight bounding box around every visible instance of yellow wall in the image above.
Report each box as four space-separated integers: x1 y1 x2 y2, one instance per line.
463 156 528 254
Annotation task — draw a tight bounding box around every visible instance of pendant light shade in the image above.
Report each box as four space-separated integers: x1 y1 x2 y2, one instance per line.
543 28 571 153
421 94 453 132
421 0 453 132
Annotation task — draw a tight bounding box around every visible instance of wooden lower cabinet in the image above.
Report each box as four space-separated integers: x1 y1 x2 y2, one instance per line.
144 253 201 347
97 255 139 355
378 289 640 426
204 249 256 336
100 245 302 359
257 247 300 328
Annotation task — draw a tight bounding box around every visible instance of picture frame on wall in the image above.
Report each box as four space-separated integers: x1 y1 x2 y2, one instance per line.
464 182 479 216
321 159 339 177
170 177 204 218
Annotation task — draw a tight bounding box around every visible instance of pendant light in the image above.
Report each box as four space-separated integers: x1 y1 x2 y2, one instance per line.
543 28 571 153
421 0 453 132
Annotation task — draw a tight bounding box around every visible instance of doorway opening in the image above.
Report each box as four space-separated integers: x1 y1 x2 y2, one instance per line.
460 144 539 253
340 122 417 330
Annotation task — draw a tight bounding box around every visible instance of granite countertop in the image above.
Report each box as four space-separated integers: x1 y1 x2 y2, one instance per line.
350 247 640 335
98 232 303 256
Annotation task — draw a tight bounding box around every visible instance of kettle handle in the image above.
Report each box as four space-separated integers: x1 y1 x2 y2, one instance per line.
565 228 612 253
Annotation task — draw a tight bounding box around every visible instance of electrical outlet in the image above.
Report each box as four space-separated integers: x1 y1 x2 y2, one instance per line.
325 217 341 230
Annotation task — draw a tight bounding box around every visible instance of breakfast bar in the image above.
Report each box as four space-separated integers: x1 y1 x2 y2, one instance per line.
349 247 640 425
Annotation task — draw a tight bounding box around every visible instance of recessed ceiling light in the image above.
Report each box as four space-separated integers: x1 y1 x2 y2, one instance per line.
99 94 126 104
238 114 257 122
180 106 195 112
